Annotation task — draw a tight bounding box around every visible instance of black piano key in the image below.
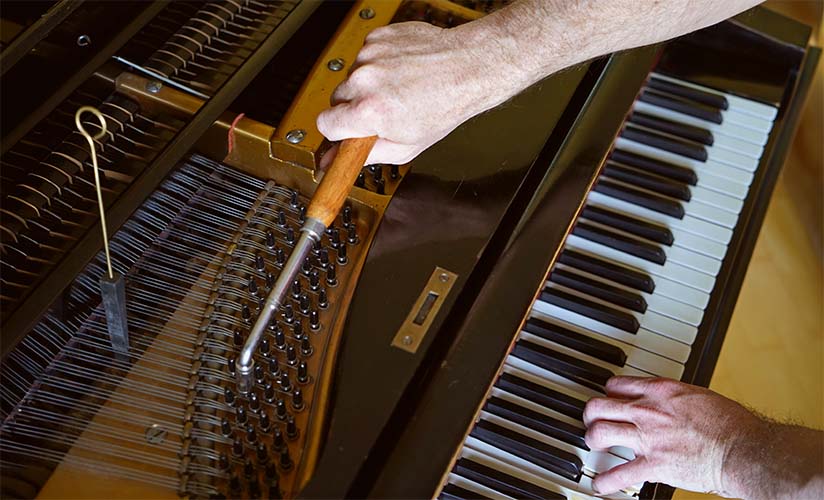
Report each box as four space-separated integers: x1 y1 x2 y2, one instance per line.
525 316 628 365
512 340 613 392
540 287 640 334
439 490 463 500
558 250 655 294
550 267 646 317
497 373 586 422
454 459 566 500
471 420 583 483
603 162 691 202
485 396 588 450
573 221 667 266
639 88 723 124
647 76 729 111
441 483 489 500
622 124 708 162
611 149 697 186
595 179 685 219
582 204 674 245
629 110 714 145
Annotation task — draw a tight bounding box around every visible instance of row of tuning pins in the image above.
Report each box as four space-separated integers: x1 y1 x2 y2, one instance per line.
355 164 400 194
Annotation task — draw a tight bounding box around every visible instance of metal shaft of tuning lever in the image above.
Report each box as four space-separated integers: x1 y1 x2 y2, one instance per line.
236 136 377 394
75 106 129 355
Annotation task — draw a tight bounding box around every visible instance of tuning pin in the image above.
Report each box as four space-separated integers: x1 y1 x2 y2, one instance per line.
286 415 299 440
326 263 337 286
268 358 280 377
289 190 299 208
219 452 230 471
254 363 265 384
221 417 233 437
249 277 259 296
264 382 276 403
259 338 271 357
232 329 244 347
390 164 400 180
229 475 242 495
266 230 276 249
286 345 297 365
224 387 237 407
283 303 294 324
291 279 301 299
300 336 312 357
275 398 288 421
298 205 307 223
232 437 244 457
275 247 286 265
249 392 261 413
246 423 258 445
375 178 385 195
309 269 320 290
236 405 248 425
298 293 311 314
319 248 330 268
244 458 255 478
277 208 287 227
301 257 312 276
274 328 286 349
292 388 304 410
227 357 237 375
309 309 320 331
342 206 352 226
355 171 366 188
318 288 328 309
297 361 309 384
249 480 261 499
312 238 322 255
337 243 348 265
257 442 269 463
265 462 279 486
279 371 291 392
259 411 272 433
286 227 295 244
347 224 358 245
329 228 341 248
293 319 303 339
242 303 252 323
264 272 275 291
273 428 286 452
279 447 293 471
256 295 264 312
256 253 266 272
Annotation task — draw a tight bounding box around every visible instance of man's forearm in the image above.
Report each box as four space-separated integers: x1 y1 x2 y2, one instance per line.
460 0 763 98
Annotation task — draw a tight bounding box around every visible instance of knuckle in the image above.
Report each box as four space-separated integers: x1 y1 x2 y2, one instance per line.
348 65 377 86
585 422 610 447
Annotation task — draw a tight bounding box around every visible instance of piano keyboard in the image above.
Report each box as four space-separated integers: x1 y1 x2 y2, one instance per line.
442 75 777 499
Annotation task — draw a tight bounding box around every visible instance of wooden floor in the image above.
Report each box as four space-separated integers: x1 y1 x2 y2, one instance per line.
674 3 823 499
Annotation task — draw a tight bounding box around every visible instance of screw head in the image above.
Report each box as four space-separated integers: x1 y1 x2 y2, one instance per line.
76 35 91 47
439 273 450 283
402 335 413 346
285 129 306 144
145 424 167 444
146 80 162 94
327 58 345 72
359 7 375 19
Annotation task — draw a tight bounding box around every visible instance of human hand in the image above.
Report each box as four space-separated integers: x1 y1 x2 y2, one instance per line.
583 376 762 497
316 20 530 165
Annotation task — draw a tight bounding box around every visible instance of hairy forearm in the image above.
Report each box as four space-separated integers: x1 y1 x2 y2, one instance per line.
724 418 824 500
457 0 763 100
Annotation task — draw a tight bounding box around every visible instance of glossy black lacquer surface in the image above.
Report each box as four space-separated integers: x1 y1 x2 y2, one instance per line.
300 58 592 500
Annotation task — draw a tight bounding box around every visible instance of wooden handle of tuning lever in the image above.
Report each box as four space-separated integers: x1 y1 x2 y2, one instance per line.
306 136 378 227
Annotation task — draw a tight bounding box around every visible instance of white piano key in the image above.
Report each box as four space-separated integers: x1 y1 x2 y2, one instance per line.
690 185 744 214
633 99 769 146
652 273 711 309
711 132 764 160
541 283 699 345
649 73 778 121
719 107 773 134
480 412 627 475
565 234 716 293
531 301 692 362
665 245 722 275
685 199 738 228
553 263 707 324
447 474 515 500
588 190 733 245
704 143 760 171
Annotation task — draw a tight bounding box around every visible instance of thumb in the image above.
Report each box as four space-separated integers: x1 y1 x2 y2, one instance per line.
592 457 651 495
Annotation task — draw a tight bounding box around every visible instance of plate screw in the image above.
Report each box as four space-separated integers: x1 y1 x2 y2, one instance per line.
327 58 345 72
359 7 375 19
76 35 91 47
146 80 162 94
285 129 306 144
439 273 450 283
402 335 413 346
145 424 167 444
